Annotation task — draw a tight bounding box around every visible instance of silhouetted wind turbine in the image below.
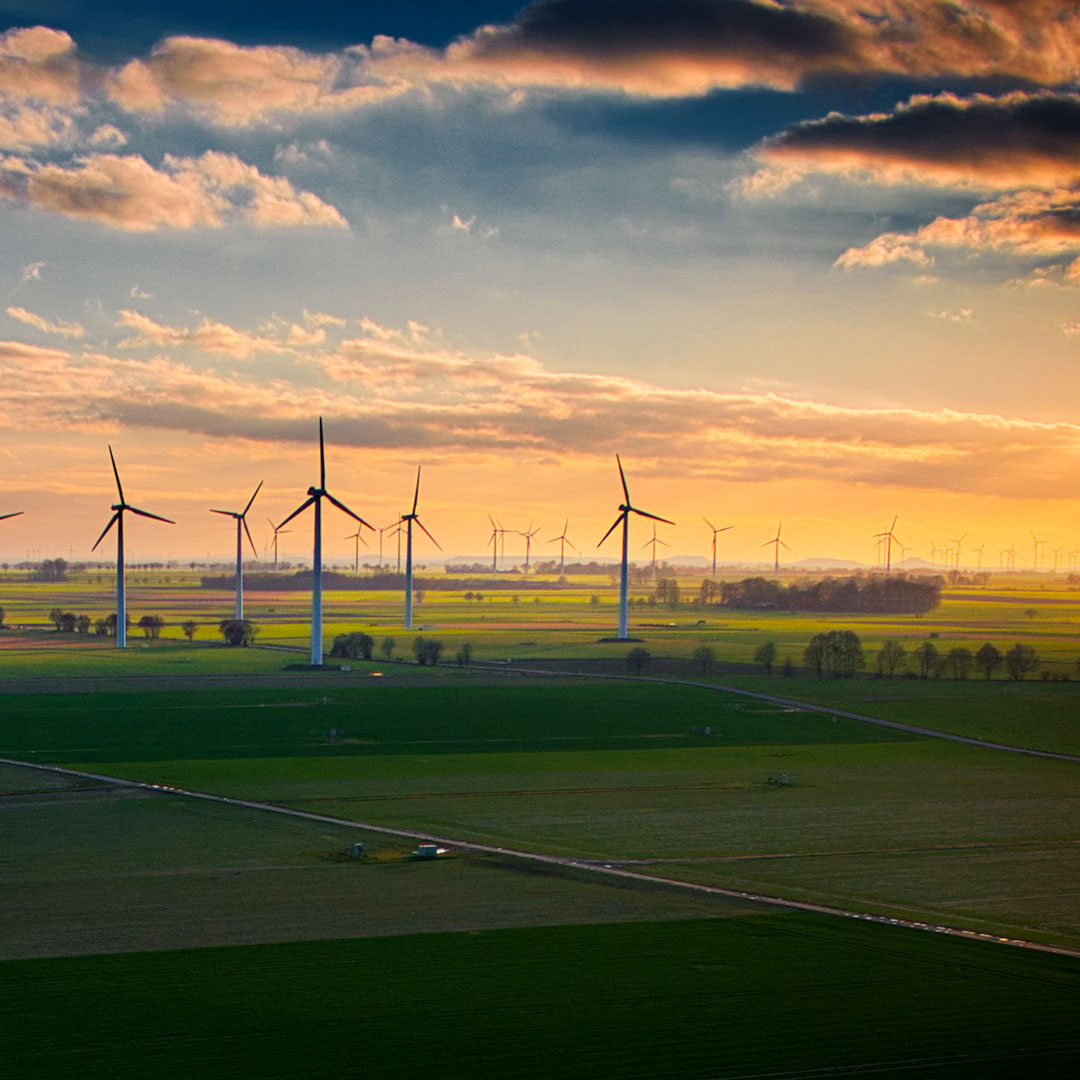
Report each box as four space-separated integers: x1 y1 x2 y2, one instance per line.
376 521 397 571
547 519 578 575
763 522 790 574
948 532 967 571
598 455 673 640
487 514 502 572
973 542 985 571
399 467 440 630
267 517 290 570
703 518 732 577
91 446 173 649
1030 531 1047 572
641 521 669 577
210 481 261 620
873 517 902 573
518 520 541 574
345 526 368 574
277 418 372 666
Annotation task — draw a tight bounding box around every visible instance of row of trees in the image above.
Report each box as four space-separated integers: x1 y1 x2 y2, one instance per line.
708 575 942 614
874 639 1040 681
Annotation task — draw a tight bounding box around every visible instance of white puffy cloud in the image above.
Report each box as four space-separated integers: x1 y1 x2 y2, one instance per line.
0 150 347 231
6 305 84 338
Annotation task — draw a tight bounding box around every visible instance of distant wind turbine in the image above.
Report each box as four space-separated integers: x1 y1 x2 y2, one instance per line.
1030 531 1047 572
547 519 578 575
398 467 440 630
703 518 732 577
641 521 669 577
948 532 967 571
91 446 174 649
873 517 902 573
973 542 985 571
277 418 372 666
487 514 502 572
267 518 290 570
598 455 673 640
210 481 262 620
518 520 541 574
763 522 790 574
344 526 368 574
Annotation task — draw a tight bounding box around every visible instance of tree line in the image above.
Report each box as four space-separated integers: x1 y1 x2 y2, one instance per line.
701 575 941 614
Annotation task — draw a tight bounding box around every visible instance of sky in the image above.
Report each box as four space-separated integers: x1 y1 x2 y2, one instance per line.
1 0 1080 568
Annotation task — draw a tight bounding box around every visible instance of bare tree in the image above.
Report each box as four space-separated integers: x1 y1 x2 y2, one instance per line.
1005 643 1038 681
753 640 777 677
914 641 939 679
943 646 973 680
975 642 1004 680
876 640 906 678
691 645 715 676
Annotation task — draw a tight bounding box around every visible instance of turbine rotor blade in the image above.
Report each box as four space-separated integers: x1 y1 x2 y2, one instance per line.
242 480 263 517
277 496 317 530
616 454 630 504
128 506 174 525
210 509 235 517
318 417 326 490
324 490 372 529
780 540 791 551
631 508 675 526
415 517 441 550
107 445 124 503
598 512 626 548
412 467 421 515
243 518 258 558
92 512 121 552
0 511 23 521
703 517 715 530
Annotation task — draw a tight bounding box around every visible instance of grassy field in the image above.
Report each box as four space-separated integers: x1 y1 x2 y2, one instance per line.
3 916 1078 1079
2 569 1078 1076
2 673 1076 950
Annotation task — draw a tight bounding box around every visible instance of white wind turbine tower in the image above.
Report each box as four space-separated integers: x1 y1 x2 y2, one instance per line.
547 519 578 574
703 518 732 577
487 515 501 572
267 518 290 571
345 526 368 574
91 447 174 649
641 521 669 578
276 418 372 666
398 467 440 630
598 455 674 641
210 482 262 621
763 522 790 574
948 532 967 571
1030 531 1047 572
873 517 902 573
518 520 541 574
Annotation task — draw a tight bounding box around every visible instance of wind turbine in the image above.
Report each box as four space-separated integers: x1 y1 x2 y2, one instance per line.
376 521 398 571
873 517 902 573
703 518 732 577
547 519 578 574
973 542 985 571
948 532 967 571
487 515 502 572
763 522 790 574
398 467 440 630
345 526 368 574
641 522 669 577
277 418 372 666
91 446 174 649
1030 532 1047 572
267 518 290 570
598 455 673 640
518 520 541 574
210 481 262 620
929 542 942 570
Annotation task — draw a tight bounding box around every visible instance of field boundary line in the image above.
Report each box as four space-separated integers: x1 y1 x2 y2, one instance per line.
4 755 1079 962
474 662 1080 763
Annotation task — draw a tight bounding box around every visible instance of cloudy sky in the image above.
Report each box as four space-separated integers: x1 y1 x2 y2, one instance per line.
2 0 1079 567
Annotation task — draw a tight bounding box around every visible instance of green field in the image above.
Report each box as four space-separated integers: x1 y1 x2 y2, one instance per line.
2 569 1078 1077
4 917 1078 1079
